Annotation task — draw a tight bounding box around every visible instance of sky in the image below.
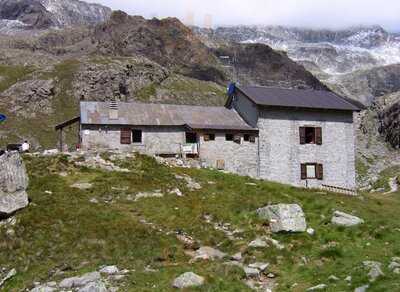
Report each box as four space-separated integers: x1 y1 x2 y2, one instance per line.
86 0 400 31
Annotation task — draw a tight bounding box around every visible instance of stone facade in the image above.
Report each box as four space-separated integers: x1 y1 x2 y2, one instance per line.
80 125 258 176
232 94 356 189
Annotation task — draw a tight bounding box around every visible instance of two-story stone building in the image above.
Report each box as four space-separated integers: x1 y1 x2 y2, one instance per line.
76 85 361 190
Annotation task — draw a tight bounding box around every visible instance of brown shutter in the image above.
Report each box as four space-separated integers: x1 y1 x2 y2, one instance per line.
301 164 307 180
317 164 324 180
249 135 256 143
120 128 131 144
204 134 210 141
316 127 322 145
300 127 306 144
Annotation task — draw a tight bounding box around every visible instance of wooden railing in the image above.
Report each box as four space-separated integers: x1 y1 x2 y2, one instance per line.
320 184 358 196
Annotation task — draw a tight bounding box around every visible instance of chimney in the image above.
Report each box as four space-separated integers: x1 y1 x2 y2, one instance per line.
109 100 119 120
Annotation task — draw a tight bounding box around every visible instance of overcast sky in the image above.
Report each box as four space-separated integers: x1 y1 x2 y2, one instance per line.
86 0 400 31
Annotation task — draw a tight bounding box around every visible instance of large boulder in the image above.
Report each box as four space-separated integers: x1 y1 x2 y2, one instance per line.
331 211 364 227
0 152 29 217
256 204 307 232
172 272 204 289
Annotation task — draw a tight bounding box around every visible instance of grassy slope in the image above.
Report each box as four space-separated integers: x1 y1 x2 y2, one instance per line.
1 154 400 291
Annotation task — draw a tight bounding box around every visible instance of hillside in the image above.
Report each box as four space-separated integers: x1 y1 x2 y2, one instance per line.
1 152 400 291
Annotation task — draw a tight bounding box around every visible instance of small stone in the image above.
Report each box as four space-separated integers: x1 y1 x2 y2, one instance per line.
231 252 242 261
172 272 204 289
30 286 56 292
77 281 108 292
169 188 183 197
71 182 93 190
44 190 53 195
306 284 327 291
328 275 339 282
388 261 400 270
194 246 226 260
248 262 269 271
265 237 285 250
135 191 164 201
59 272 101 288
307 228 315 235
100 265 119 275
354 285 369 292
90 198 99 203
0 268 16 287
59 172 68 177
267 273 275 278
363 261 384 282
248 238 268 248
243 267 260 278
331 211 364 227
345 276 352 282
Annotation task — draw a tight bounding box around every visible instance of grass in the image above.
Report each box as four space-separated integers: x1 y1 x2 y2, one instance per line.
0 65 35 92
372 166 400 191
1 153 400 291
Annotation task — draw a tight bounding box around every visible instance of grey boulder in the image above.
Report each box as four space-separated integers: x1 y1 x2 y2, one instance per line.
78 281 108 292
172 272 204 289
363 261 384 282
59 272 101 289
257 204 307 232
331 211 364 227
0 152 29 216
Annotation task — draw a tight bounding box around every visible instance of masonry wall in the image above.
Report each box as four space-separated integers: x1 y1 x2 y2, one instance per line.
198 132 259 177
257 108 356 189
81 125 185 155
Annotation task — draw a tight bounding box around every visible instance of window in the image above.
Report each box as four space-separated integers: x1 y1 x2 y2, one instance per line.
186 132 197 144
225 133 234 141
120 128 131 144
300 127 322 145
132 130 142 143
244 134 256 143
204 133 215 141
301 163 323 180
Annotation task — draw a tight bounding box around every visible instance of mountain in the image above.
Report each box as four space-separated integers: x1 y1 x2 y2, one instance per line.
0 0 111 33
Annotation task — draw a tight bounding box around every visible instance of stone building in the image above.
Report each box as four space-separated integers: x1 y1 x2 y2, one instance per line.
76 85 361 190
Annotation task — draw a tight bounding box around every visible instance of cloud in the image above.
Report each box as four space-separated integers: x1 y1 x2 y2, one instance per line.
86 0 400 31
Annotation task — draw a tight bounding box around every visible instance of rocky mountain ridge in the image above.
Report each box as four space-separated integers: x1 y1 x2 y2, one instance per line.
0 0 111 33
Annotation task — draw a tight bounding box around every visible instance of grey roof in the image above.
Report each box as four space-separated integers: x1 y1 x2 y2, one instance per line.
236 86 362 111
80 101 256 131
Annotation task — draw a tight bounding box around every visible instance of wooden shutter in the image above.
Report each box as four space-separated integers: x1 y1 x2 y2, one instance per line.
204 134 210 141
120 128 131 144
299 127 306 144
301 164 307 180
249 135 256 143
316 127 322 145
316 164 324 180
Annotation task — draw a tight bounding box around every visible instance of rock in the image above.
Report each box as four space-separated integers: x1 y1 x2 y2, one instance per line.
71 182 93 190
78 281 108 292
0 152 29 217
248 237 268 248
328 275 339 282
345 276 352 282
248 262 269 272
59 272 101 289
172 272 205 289
175 174 202 190
331 211 364 227
256 204 307 232
307 228 315 235
306 284 327 291
169 188 183 197
194 246 226 260
0 268 16 287
90 198 99 204
135 191 164 201
30 285 56 292
388 261 400 270
231 252 242 261
99 265 119 275
354 285 369 292
265 236 285 250
363 261 384 282
243 267 260 278
42 149 59 156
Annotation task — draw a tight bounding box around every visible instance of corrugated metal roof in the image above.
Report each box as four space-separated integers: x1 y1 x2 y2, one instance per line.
237 86 362 111
80 101 256 131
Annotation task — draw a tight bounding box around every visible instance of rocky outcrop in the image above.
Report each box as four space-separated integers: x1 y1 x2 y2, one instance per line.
2 79 55 117
0 152 29 217
256 204 307 232
0 0 111 31
379 100 400 149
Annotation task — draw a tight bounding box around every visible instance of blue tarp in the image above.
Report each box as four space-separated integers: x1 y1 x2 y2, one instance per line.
0 114 6 123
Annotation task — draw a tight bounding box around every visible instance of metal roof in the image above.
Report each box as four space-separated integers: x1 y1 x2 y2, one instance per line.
236 86 362 111
80 101 256 131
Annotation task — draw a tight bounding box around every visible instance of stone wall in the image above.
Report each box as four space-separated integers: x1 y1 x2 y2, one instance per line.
81 125 185 155
198 132 259 177
257 108 356 189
